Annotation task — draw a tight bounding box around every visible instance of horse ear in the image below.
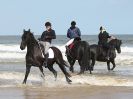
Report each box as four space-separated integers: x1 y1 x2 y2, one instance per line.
28 29 30 32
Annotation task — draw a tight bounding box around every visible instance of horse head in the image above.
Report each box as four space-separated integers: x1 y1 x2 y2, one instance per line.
110 39 122 54
20 29 34 50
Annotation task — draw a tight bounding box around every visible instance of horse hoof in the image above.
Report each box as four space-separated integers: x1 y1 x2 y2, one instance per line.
111 68 114 71
22 82 26 84
67 79 72 84
55 78 57 81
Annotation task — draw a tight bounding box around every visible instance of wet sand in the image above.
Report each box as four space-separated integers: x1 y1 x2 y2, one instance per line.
0 86 133 99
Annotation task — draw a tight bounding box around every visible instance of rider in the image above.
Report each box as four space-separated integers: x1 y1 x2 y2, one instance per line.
40 22 56 67
98 26 111 60
66 21 81 53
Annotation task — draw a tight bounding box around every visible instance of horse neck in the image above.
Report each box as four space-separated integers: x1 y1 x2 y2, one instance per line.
109 39 117 48
27 36 38 50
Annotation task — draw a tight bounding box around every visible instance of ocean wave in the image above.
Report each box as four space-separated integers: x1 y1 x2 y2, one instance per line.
0 44 133 65
0 44 133 53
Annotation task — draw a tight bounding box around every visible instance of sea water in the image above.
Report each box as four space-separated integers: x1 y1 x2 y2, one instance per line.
0 35 133 87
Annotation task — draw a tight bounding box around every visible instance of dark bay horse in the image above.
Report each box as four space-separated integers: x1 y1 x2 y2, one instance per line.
66 38 91 74
90 39 122 71
20 29 72 84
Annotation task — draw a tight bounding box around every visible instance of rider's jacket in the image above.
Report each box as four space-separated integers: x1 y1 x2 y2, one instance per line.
40 29 56 43
98 31 111 47
67 26 81 39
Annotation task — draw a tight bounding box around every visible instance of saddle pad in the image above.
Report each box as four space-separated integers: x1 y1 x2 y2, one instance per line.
48 48 54 59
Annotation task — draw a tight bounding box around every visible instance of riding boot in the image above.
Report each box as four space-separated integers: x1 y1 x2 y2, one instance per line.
43 53 48 68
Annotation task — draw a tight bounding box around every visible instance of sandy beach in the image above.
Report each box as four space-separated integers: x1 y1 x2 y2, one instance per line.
0 86 133 99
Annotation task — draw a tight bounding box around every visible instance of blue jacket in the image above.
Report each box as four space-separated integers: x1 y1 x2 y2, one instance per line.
67 27 81 39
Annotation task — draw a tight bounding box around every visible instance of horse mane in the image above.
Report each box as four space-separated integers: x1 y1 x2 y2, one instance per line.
29 32 36 41
23 30 38 46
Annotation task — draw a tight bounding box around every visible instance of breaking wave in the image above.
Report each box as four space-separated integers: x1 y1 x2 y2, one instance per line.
0 44 133 65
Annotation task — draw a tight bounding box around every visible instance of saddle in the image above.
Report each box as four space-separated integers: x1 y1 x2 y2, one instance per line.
38 42 54 59
66 43 75 57
68 43 75 49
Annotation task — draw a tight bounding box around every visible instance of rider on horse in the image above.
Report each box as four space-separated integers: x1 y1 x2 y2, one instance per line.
66 21 81 55
98 26 112 60
39 22 56 67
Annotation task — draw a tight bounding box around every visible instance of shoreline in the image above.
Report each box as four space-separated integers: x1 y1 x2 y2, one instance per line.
0 86 133 99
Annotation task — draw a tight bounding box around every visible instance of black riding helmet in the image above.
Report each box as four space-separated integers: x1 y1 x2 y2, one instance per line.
100 26 103 30
71 21 76 26
45 22 51 26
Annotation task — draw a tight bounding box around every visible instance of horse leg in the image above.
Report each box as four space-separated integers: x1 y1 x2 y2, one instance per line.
91 59 96 71
47 65 57 81
23 65 31 84
78 60 85 75
39 66 45 80
111 59 116 70
58 64 72 84
70 60 76 73
107 61 111 71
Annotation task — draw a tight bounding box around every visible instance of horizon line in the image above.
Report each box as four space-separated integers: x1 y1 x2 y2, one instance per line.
0 34 133 36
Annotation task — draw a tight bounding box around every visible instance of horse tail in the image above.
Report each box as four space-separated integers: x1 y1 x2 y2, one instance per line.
51 47 70 68
82 41 91 72
63 60 70 68
56 50 71 77
57 49 70 68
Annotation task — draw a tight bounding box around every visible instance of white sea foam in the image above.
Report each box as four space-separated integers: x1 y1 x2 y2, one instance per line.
0 71 133 87
0 44 133 65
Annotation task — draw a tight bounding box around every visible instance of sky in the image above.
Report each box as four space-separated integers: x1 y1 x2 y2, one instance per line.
0 0 133 35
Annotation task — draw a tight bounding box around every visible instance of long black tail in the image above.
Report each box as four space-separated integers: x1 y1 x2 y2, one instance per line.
82 41 91 73
51 47 71 77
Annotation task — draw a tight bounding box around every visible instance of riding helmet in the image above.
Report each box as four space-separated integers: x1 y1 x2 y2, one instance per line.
71 21 76 26
45 22 51 26
100 26 103 30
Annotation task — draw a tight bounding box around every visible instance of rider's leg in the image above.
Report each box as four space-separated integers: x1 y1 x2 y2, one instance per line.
43 42 51 68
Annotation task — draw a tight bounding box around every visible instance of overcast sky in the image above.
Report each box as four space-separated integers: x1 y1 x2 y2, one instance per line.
0 0 133 35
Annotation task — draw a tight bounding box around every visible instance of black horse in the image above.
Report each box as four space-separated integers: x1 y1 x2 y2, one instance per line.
90 39 122 71
20 29 72 84
66 38 91 74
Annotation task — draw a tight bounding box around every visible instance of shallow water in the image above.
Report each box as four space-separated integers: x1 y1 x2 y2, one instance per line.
0 62 133 88
0 35 133 88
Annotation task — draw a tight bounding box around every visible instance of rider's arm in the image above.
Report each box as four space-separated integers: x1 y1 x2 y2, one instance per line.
51 30 56 39
67 29 71 39
77 28 81 37
106 32 111 38
40 32 46 41
98 33 101 40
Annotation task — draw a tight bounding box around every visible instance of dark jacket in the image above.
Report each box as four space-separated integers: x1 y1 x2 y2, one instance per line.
67 26 81 39
40 29 56 43
98 31 111 47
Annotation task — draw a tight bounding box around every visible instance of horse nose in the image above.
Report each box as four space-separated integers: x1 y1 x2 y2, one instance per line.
118 50 121 53
20 45 24 50
20 46 22 50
